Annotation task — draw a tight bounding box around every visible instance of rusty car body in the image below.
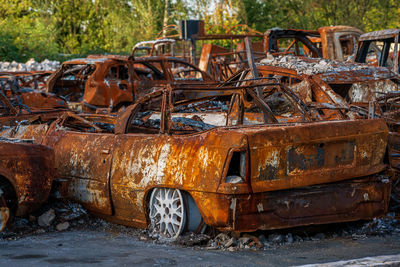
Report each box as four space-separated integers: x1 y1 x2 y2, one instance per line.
256 55 400 113
264 26 363 61
256 55 400 206
45 55 212 112
355 29 400 74
0 74 67 114
0 79 390 238
0 139 54 231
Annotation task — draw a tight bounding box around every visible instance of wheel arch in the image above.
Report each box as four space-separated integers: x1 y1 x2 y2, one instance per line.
0 174 18 213
0 169 18 198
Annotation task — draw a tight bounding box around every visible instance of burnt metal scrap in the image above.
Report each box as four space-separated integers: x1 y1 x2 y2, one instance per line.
264 26 363 61
45 55 213 112
0 78 391 239
0 74 68 116
0 138 54 231
355 29 400 74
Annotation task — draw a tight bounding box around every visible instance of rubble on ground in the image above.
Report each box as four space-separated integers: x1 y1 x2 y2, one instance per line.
258 54 372 75
0 59 60 72
1 197 399 251
154 213 400 251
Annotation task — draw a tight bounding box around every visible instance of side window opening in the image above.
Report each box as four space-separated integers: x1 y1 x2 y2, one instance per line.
133 62 165 80
53 64 96 101
126 94 163 134
106 65 129 81
339 34 356 60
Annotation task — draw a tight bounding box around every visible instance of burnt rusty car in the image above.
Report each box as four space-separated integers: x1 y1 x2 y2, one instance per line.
0 79 390 239
0 74 68 128
264 26 363 61
0 74 67 114
0 138 54 231
45 55 212 112
355 29 400 74
256 54 400 207
256 54 400 113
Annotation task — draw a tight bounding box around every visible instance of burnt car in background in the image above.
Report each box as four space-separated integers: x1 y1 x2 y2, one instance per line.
0 74 68 128
0 74 67 114
0 139 54 231
256 55 400 114
355 29 400 74
264 26 363 61
0 79 390 239
45 55 212 112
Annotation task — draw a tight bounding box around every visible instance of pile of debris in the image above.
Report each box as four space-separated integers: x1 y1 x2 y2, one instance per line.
0 200 89 239
170 214 400 251
0 59 60 72
258 54 372 75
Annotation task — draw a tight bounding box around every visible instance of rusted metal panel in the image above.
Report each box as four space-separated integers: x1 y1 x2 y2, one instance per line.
231 175 390 231
246 119 388 193
0 141 54 217
359 29 400 41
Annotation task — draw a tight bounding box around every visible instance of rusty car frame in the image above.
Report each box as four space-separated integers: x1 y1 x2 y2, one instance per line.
264 26 363 61
0 78 391 238
45 55 212 112
355 29 400 74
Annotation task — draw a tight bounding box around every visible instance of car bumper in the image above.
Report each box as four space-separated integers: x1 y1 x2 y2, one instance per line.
191 175 391 232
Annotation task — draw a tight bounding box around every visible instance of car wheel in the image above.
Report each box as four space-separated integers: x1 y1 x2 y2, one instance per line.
149 188 186 239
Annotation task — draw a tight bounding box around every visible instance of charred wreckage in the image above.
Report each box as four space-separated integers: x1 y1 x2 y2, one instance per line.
0 23 399 241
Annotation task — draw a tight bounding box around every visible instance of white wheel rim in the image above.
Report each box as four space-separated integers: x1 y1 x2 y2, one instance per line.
149 188 186 239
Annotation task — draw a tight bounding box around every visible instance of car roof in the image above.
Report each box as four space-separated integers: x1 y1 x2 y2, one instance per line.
360 29 400 41
257 55 397 82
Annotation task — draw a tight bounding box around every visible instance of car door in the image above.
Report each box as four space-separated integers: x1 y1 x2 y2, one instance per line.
132 61 168 99
43 117 115 215
103 62 134 108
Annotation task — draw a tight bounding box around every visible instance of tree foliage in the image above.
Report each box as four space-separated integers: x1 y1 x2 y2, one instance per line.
0 0 399 61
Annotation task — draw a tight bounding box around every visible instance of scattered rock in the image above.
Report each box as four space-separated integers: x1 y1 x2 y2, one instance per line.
258 234 266 243
238 237 251 248
243 234 263 248
227 246 238 252
224 237 237 248
312 233 326 240
268 233 284 244
215 233 230 242
0 59 60 72
38 209 56 227
56 222 70 231
286 233 294 243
